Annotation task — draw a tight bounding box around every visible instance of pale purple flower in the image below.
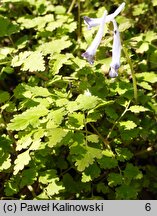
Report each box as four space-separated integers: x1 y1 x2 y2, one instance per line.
109 19 121 78
83 2 125 30
82 10 107 64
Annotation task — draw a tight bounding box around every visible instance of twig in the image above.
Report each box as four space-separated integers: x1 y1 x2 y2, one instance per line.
123 46 138 103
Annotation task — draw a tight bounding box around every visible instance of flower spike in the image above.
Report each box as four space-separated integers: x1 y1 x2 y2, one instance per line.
82 10 107 64
109 19 121 78
83 2 125 30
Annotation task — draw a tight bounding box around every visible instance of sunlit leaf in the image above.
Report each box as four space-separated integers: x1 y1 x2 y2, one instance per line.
13 150 31 175
107 173 123 187
129 105 148 113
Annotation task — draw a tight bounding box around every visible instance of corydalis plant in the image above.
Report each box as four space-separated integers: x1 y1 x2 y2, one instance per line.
83 2 125 30
109 19 121 78
81 11 107 65
82 2 125 77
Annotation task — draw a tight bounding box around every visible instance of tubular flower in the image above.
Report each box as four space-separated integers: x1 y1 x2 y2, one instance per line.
109 19 121 78
83 2 125 30
82 10 107 65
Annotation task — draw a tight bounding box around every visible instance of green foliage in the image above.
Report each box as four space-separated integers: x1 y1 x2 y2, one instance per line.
0 0 157 200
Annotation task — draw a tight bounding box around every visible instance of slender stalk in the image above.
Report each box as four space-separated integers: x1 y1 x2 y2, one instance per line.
83 112 88 146
29 71 49 81
0 61 11 65
123 46 138 103
77 0 81 42
107 100 131 139
89 122 111 150
67 0 77 14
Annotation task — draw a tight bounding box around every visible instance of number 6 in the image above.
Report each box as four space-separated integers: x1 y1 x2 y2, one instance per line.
145 203 151 211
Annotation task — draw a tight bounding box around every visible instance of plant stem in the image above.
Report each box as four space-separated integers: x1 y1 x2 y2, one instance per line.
77 0 81 42
89 122 111 150
67 0 76 14
107 100 131 139
123 46 138 103
84 112 88 145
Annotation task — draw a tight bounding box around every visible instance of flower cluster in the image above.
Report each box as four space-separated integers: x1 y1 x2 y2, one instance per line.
82 2 125 78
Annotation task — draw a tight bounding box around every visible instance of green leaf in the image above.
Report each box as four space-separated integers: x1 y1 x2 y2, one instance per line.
145 31 157 42
62 173 89 193
4 176 20 196
129 105 148 113
29 139 41 151
105 106 119 120
117 17 132 32
45 180 65 196
46 20 63 31
102 149 114 157
17 14 54 30
0 90 10 103
47 128 69 147
66 112 84 129
120 128 139 141
0 15 19 37
87 134 99 143
14 84 51 99
13 150 31 175
23 51 45 72
16 132 33 151
66 101 79 113
38 37 72 55
46 108 66 129
72 57 87 69
12 51 45 72
149 50 157 70
107 173 123 187
7 105 49 131
97 156 118 169
0 151 11 171
71 144 102 172
116 184 138 199
76 94 100 111
82 163 101 182
20 168 37 188
136 42 149 53
133 3 148 16
97 183 110 194
54 5 66 14
137 81 152 90
123 163 143 181
50 53 72 75
115 148 133 162
39 169 57 184
136 72 157 83
86 110 102 123
119 120 137 130
152 0 157 6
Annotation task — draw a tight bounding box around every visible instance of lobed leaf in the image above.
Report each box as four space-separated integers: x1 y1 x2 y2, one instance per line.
47 128 69 147
115 148 133 162
71 144 102 172
129 105 148 113
119 120 137 130
82 163 101 182
116 184 138 199
13 150 31 175
107 173 123 187
7 105 49 131
38 37 72 55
